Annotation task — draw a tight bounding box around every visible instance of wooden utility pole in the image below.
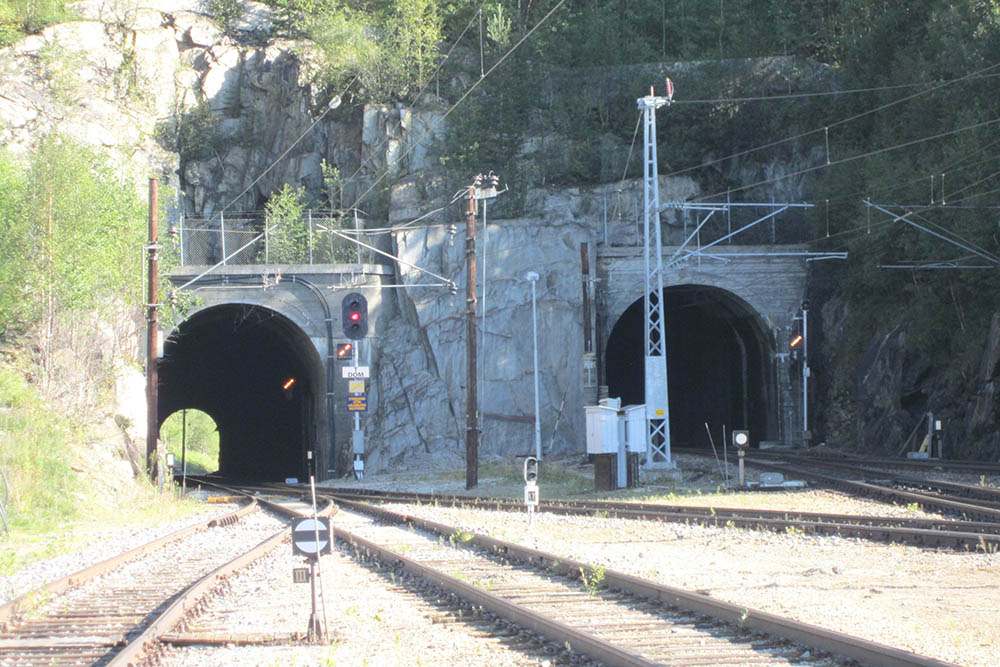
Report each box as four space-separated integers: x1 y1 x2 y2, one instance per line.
146 178 159 480
465 185 479 490
463 173 501 490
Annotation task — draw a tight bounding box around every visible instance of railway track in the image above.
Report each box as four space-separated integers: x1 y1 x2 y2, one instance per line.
0 498 299 666
323 486 1000 551
324 493 954 667
2 478 969 666
729 450 1000 523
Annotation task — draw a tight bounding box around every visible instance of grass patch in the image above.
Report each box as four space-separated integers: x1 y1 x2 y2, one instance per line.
0 366 215 582
0 366 77 533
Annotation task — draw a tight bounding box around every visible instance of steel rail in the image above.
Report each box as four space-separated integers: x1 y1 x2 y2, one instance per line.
108 488 339 665
107 529 289 666
0 498 257 632
326 487 1000 549
329 494 956 667
749 461 1000 523
718 447 1000 475
337 521 659 666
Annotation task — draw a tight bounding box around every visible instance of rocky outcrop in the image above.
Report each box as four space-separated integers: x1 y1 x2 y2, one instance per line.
1 7 837 472
815 292 1000 460
381 213 593 468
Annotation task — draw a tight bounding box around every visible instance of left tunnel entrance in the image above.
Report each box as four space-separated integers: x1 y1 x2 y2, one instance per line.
158 304 325 481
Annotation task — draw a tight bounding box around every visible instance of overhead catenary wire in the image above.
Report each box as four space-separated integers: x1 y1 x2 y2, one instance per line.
339 0 568 218
177 2 555 293
672 70 1000 105
332 7 483 196
695 115 1000 204
659 61 1000 189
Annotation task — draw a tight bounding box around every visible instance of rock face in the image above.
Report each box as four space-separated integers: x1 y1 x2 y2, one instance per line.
1 7 838 472
815 293 1000 461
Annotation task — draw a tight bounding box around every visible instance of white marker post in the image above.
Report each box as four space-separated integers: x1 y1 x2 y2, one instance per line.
523 457 539 527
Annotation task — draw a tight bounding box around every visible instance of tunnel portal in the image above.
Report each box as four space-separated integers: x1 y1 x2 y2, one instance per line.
605 285 775 449
158 304 324 481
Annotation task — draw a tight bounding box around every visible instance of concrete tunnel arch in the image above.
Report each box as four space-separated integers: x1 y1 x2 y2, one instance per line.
158 303 327 481
604 284 776 449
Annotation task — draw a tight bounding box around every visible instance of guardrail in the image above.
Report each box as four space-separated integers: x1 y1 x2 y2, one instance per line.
171 211 378 266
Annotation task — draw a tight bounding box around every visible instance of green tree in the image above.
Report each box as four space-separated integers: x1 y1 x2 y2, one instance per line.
0 0 72 47
0 136 145 403
265 183 309 263
302 0 442 102
0 150 29 335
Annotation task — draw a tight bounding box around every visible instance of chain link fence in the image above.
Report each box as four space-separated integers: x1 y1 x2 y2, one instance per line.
173 212 380 266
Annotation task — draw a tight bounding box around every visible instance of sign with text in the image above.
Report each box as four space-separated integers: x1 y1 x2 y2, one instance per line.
347 395 368 412
342 366 370 379
348 379 365 394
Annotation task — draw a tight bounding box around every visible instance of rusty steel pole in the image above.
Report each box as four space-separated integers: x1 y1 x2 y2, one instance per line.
145 178 159 480
465 185 479 489
580 243 592 354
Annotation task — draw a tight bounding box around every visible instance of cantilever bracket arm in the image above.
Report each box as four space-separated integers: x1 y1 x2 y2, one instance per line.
864 201 1000 266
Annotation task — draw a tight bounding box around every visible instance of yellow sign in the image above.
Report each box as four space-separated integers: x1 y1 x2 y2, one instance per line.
654 408 665 417
348 379 365 394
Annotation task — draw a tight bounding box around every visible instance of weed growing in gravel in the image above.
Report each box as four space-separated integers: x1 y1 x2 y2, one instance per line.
977 536 999 554
785 525 803 536
580 564 606 595
0 550 16 581
905 502 921 514
449 529 474 546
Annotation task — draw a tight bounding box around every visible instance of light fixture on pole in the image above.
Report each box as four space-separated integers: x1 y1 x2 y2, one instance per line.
526 271 542 461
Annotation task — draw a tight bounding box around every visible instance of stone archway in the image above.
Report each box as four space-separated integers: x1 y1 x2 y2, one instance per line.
604 285 775 448
158 303 325 480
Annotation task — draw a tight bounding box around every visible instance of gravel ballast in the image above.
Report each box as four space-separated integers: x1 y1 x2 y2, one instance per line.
5 460 999 666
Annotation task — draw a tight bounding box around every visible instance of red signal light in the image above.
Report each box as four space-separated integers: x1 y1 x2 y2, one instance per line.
350 311 361 322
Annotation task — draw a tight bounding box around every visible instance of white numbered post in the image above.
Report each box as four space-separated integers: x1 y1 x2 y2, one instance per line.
523 457 539 526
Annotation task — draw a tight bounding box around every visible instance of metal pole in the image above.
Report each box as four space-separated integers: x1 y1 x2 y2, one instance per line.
527 272 541 461
353 339 362 479
638 89 672 467
145 178 159 480
480 200 488 432
465 186 479 489
581 244 592 354
603 195 608 245
220 211 227 265
354 208 361 265
802 304 809 436
181 408 187 495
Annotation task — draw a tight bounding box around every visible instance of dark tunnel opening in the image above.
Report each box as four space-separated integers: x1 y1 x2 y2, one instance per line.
605 285 774 449
158 304 323 481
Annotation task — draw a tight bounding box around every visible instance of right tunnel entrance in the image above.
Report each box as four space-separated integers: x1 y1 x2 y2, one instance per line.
605 285 775 449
